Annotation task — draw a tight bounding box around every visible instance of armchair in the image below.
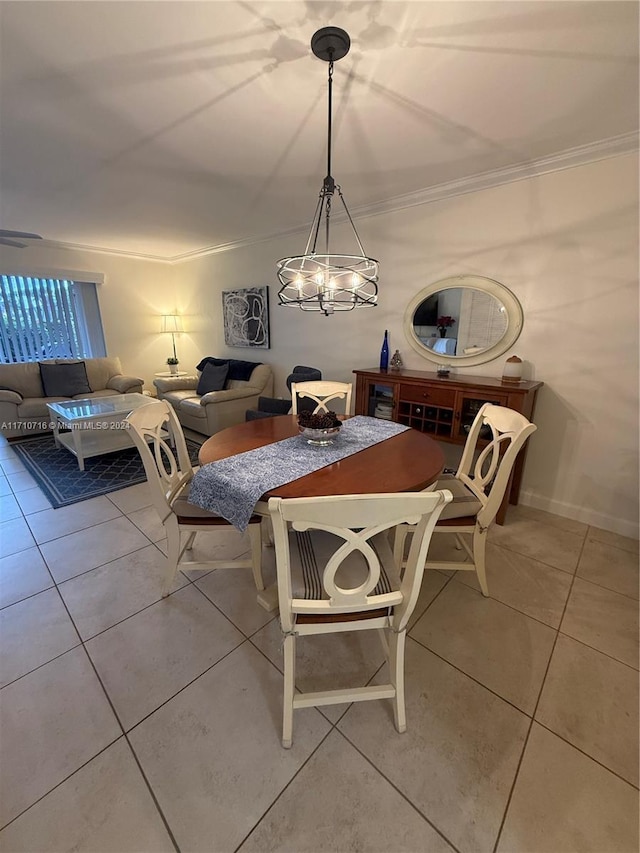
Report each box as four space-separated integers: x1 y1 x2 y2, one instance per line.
245 365 322 421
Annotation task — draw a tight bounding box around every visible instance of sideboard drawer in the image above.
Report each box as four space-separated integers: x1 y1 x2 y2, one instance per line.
400 385 456 407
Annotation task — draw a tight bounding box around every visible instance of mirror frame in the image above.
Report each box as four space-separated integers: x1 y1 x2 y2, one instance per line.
403 275 524 368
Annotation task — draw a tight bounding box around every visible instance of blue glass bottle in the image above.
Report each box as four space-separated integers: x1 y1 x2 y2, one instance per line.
380 330 389 371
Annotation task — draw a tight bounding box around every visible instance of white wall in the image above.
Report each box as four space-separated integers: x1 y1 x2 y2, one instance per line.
1 153 637 536
178 153 639 538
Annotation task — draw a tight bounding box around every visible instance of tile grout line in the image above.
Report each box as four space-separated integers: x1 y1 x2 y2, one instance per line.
337 724 465 853
533 719 639 791
491 536 639 601
554 628 639 673
51 585 182 852
490 526 591 853
0 737 124 834
231 727 337 853
407 633 535 720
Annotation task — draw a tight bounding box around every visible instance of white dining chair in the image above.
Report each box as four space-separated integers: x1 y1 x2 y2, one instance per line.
268 489 452 748
290 380 352 416
126 400 264 597
393 403 537 596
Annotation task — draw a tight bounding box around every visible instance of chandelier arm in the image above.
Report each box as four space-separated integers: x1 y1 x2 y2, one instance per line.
303 192 326 256
325 194 331 254
336 187 368 258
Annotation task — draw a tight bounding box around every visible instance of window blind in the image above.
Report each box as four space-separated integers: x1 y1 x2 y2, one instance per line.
0 275 88 362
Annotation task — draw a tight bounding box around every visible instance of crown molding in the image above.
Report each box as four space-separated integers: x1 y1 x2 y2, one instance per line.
347 130 640 223
169 131 639 263
25 132 639 264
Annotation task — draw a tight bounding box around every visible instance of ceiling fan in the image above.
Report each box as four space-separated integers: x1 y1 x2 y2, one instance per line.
0 229 44 248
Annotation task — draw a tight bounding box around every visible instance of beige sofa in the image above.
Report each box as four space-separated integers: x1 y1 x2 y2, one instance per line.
154 361 273 436
0 357 144 438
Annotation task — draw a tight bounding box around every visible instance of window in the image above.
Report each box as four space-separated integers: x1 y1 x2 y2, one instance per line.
0 274 106 363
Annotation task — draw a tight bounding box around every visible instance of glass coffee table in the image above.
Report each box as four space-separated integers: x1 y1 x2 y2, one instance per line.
47 393 159 471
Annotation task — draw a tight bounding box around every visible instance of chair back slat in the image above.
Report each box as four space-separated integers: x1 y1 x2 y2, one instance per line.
290 381 352 416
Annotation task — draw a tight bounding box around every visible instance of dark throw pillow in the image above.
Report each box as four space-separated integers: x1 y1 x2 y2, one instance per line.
196 362 229 396
39 361 91 397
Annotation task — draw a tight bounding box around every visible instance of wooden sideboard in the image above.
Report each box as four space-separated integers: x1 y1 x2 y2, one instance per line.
353 367 543 523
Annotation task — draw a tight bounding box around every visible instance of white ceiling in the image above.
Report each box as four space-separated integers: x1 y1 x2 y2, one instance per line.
0 1 638 260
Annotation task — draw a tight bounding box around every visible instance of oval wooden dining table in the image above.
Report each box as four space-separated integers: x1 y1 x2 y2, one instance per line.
198 414 445 499
198 415 445 611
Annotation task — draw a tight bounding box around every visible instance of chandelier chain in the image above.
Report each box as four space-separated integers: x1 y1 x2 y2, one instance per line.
327 58 334 181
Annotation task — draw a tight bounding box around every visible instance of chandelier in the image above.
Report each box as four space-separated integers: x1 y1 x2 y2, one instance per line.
276 27 378 316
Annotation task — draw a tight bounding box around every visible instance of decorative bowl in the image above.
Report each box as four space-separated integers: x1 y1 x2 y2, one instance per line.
298 424 342 446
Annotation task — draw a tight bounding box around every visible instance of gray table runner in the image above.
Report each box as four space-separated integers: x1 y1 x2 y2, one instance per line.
188 415 409 531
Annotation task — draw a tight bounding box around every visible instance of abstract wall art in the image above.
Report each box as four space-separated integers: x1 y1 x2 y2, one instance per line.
221 286 270 349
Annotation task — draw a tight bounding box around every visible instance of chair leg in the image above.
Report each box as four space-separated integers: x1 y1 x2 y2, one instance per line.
185 531 197 552
248 522 265 591
162 528 181 597
473 526 489 596
388 629 407 733
282 633 296 748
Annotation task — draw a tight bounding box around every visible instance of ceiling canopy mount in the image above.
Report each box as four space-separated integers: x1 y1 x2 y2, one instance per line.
310 26 351 62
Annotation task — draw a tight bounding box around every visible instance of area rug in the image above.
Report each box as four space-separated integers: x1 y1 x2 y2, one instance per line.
10 434 202 509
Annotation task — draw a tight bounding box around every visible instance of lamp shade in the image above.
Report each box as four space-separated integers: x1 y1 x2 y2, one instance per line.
161 314 183 334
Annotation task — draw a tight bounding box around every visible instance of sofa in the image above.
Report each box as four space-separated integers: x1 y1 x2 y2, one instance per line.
153 357 273 437
0 357 144 438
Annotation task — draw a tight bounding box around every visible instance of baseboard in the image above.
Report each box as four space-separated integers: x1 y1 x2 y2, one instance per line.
519 489 639 541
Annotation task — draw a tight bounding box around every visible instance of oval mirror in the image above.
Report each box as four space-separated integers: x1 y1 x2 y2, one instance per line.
403 275 523 367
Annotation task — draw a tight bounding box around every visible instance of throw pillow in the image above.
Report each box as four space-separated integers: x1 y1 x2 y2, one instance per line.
196 362 229 396
39 361 92 397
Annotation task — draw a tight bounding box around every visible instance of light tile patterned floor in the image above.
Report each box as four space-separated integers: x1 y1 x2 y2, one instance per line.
0 441 638 852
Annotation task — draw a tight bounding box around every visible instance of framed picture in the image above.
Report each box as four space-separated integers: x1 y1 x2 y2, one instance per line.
221 286 270 349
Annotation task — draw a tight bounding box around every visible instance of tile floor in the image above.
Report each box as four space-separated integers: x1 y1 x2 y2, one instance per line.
0 437 638 852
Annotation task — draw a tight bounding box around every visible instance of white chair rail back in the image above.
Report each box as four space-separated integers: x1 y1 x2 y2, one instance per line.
126 401 192 511
459 404 537 529
290 380 353 416
269 490 452 628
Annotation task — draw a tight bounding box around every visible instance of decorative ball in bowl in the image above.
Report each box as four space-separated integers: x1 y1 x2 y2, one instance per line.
297 411 342 446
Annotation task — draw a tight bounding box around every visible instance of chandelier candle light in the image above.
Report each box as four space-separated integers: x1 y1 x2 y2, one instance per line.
276 27 379 316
